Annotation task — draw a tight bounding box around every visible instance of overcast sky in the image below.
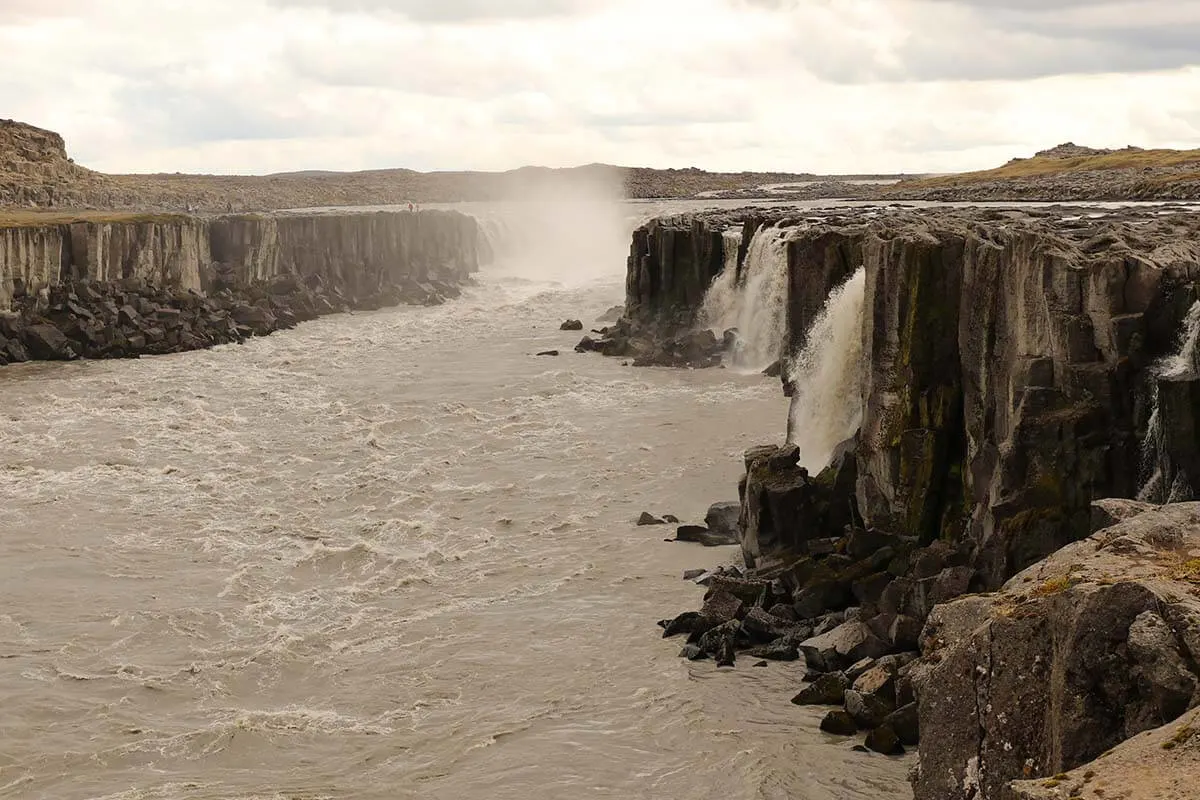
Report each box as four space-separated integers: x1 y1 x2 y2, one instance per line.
2 0 1199 175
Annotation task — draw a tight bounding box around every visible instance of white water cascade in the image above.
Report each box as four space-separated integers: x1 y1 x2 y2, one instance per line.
786 267 868 471
697 225 790 371
697 229 743 335
1138 299 1200 503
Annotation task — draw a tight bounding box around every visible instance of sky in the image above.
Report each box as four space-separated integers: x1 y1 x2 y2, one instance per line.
2 0 1199 175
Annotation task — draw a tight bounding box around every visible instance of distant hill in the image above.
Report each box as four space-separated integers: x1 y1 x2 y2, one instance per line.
883 141 1200 201
0 119 837 213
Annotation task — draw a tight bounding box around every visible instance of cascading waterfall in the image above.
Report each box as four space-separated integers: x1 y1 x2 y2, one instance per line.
697 229 743 334
786 267 867 471
1138 299 1200 503
696 225 790 371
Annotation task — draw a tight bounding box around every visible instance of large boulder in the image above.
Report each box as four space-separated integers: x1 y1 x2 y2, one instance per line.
799 621 890 673
910 503 1200 800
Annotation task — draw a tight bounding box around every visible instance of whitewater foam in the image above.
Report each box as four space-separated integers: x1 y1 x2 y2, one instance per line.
1139 299 1200 502
786 267 867 471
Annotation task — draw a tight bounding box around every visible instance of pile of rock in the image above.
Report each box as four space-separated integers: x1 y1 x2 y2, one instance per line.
575 317 731 368
0 271 462 366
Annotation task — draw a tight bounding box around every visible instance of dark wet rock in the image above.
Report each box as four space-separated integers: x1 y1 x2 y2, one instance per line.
883 702 919 746
741 607 792 644
767 603 799 622
845 657 877 684
746 638 801 661
704 501 741 540
24 323 77 360
560 319 584 331
762 359 783 378
682 569 707 581
535 349 560 356
705 576 769 608
844 689 894 729
638 512 667 526
799 622 890 673
680 644 706 660
698 619 741 667
792 671 849 706
699 592 744 628
753 660 769 668
820 710 859 736
864 725 905 756
661 611 703 638
663 514 680 524
675 524 710 542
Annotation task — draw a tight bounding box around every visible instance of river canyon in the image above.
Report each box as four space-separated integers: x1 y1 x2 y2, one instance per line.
4 195 1200 800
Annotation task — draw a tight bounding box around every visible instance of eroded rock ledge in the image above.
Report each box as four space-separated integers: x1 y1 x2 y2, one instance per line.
0 209 485 364
650 205 1200 798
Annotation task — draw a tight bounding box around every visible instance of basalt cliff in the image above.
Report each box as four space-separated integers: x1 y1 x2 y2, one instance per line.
609 205 1200 799
0 209 486 365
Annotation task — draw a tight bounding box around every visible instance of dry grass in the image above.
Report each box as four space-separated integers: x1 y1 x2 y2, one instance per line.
1032 575 1075 597
899 148 1200 190
1169 558 1200 583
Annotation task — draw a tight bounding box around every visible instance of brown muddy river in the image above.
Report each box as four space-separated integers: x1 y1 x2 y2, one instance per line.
0 200 912 799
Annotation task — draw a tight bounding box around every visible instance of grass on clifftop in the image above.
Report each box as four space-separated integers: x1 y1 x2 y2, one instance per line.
0 209 193 227
896 147 1200 189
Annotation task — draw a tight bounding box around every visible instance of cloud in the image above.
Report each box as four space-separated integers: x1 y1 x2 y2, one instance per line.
267 0 591 22
0 0 1197 176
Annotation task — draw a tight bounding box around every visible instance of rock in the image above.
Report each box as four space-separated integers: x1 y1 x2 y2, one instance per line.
741 607 791 644
767 603 799 622
762 359 783 378
1126 610 1198 733
698 620 741 667
846 528 897 561
663 515 680 524
1005 707 1200 800
679 644 706 660
536 349 560 356
844 689 894 729
753 660 769 668
792 671 849 706
638 512 667 526
675 524 710 542
799 622 890 673
682 569 706 581
819 710 859 736
746 639 801 662
661 611 703 638
845 657 877 684
23 324 77 360
704 576 768 608
1091 498 1159 532
560 319 584 331
852 664 897 701
911 503 1200 800
883 702 919 746
704 501 741 540
864 725 905 756
699 591 745 627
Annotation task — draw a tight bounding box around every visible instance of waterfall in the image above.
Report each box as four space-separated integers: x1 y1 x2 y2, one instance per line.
1138 299 1200 503
696 225 790 371
697 229 743 335
786 267 867 471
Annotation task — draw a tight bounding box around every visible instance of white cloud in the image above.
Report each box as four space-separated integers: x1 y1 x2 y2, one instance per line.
0 0 1198 175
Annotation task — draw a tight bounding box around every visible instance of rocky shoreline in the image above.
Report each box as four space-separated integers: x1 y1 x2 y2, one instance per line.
0 209 486 366
624 205 1200 798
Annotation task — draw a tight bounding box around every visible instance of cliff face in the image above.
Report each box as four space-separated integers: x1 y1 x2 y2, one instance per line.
820 212 1200 585
0 209 484 364
634 205 1200 799
618 206 1200 584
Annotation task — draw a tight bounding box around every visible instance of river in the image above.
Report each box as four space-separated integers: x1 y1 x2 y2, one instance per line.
0 199 913 799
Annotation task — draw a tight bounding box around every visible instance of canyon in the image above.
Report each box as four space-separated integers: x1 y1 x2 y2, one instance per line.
0 209 485 365
597 204 1200 799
